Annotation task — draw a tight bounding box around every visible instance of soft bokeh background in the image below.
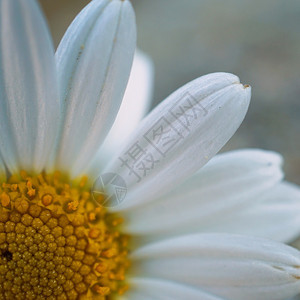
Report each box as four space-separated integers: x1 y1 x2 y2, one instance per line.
40 0 300 184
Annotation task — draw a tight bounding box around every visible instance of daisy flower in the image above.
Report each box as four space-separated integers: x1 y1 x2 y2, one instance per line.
0 0 300 300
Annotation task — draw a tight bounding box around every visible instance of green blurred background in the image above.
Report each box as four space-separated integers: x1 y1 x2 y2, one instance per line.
39 0 300 184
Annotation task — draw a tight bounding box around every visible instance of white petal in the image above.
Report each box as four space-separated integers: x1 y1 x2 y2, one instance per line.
124 278 223 300
131 233 300 300
0 157 6 181
53 0 136 177
0 0 60 174
85 49 154 177
100 50 154 156
202 181 300 243
98 73 251 210
122 149 283 239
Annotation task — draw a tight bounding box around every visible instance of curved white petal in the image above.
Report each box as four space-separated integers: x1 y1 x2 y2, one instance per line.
98 73 251 210
123 149 283 239
0 157 6 181
53 0 136 176
85 50 154 178
100 50 154 156
123 278 223 300
131 233 300 300
201 181 300 243
0 0 60 174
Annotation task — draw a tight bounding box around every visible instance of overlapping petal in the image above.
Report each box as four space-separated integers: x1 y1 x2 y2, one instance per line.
198 181 300 243
85 50 154 177
53 0 136 176
100 73 251 210
100 50 154 156
131 233 300 300
0 0 60 174
122 149 284 240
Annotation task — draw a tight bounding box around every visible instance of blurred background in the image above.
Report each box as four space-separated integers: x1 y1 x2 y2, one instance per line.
39 0 300 184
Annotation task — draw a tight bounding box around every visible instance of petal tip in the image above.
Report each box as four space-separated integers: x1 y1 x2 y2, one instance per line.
235 81 252 102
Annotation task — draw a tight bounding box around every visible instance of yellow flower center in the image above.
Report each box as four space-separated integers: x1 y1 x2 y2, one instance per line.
0 171 130 299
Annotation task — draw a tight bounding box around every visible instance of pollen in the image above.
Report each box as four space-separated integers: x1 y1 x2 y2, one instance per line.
0 171 130 299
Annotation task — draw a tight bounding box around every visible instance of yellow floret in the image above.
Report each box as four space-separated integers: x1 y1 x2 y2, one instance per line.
0 171 130 299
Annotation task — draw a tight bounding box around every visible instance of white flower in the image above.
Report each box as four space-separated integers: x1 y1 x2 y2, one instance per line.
0 0 300 299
